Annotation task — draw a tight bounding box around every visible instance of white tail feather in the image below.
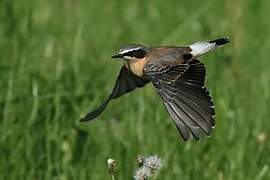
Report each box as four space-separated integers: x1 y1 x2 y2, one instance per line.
189 37 230 58
190 42 216 58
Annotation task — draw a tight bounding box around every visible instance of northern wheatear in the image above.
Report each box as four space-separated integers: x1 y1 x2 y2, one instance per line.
80 37 230 141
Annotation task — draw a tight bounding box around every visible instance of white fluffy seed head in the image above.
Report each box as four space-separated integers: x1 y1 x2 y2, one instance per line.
134 155 162 180
144 155 162 173
107 158 117 175
107 158 115 165
134 167 150 180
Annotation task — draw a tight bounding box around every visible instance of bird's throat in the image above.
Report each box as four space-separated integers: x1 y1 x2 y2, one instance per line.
125 58 147 77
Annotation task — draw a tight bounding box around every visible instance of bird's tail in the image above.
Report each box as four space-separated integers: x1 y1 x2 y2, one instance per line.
189 37 230 58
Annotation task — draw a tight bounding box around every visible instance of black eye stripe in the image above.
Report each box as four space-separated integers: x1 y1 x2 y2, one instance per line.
134 49 146 58
124 49 146 58
124 51 135 57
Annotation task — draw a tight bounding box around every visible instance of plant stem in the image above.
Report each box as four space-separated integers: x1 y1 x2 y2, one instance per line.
111 175 115 180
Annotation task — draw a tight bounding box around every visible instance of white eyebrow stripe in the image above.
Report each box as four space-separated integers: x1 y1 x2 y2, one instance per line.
119 47 141 54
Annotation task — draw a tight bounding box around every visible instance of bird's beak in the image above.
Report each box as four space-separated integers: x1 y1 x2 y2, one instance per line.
111 54 122 59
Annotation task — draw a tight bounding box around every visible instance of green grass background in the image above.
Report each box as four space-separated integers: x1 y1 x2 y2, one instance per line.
0 0 269 179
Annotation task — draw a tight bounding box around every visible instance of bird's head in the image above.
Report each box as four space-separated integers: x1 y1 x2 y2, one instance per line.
111 44 148 61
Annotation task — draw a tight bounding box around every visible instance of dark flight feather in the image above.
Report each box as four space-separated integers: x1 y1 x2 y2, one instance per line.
145 59 215 141
80 66 149 122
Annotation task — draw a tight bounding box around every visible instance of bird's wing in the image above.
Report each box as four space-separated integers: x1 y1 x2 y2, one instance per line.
144 59 215 141
80 66 149 122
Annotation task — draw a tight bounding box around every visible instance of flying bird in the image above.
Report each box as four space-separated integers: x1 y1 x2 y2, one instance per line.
80 37 230 141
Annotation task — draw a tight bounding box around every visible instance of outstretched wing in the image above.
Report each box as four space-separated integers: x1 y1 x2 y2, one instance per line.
144 59 215 141
80 66 149 122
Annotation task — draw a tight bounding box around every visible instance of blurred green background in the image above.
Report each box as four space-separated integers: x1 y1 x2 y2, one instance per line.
0 0 269 179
